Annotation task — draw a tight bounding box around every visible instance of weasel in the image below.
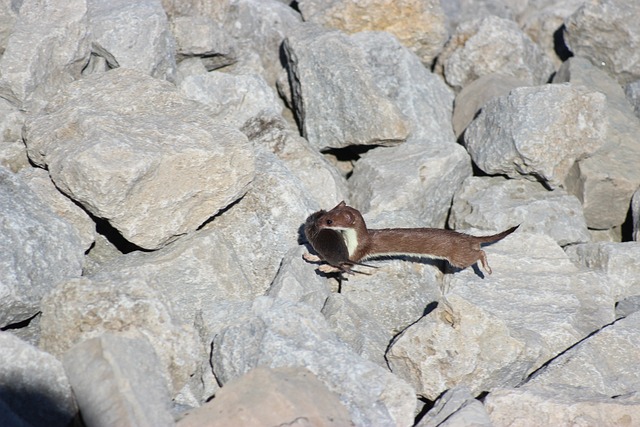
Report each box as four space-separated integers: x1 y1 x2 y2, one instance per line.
303 210 375 274
316 201 519 275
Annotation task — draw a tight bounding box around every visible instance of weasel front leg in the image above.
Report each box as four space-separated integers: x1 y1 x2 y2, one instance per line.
303 252 321 263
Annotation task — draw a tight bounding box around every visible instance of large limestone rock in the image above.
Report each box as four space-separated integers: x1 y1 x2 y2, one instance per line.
0 0 91 111
282 24 408 150
39 277 201 393
0 166 84 328
86 0 177 81
297 0 448 65
465 83 608 188
449 176 590 246
554 56 640 229
63 333 174 427
24 68 255 250
0 331 77 427
211 296 416 427
564 0 640 85
436 15 554 90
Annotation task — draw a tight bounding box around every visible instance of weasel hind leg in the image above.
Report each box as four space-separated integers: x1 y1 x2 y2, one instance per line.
478 250 492 275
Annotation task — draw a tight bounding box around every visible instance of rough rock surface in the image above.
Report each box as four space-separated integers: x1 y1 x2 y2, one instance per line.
0 166 84 328
436 15 555 90
465 83 608 188
449 176 590 246
211 296 416 427
177 366 353 427
297 0 448 65
3 1 640 425
0 331 77 427
24 68 255 249
39 277 201 393
564 0 640 85
283 24 408 150
63 333 174 427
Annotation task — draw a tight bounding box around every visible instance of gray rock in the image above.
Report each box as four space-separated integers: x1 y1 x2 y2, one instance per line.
350 31 456 144
244 120 349 208
63 333 174 427
297 0 448 65
0 0 19 54
449 176 590 246
171 15 234 67
211 296 417 427
441 0 524 31
0 98 28 172
465 83 608 188
200 147 320 293
626 80 640 119
90 226 252 326
452 73 528 139
0 0 91 111
179 71 283 131
283 24 409 150
417 386 492 427
527 311 640 396
24 68 255 250
387 232 615 400
616 296 640 319
177 366 353 427
484 385 640 426
564 0 640 85
0 166 84 328
436 15 554 90
565 242 640 301
19 167 95 252
633 187 640 241
39 277 201 393
266 246 332 312
554 56 640 229
519 0 584 67
86 0 176 81
0 331 77 427
349 142 472 228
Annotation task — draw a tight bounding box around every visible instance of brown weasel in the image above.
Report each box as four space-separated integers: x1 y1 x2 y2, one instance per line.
317 201 519 275
303 210 375 274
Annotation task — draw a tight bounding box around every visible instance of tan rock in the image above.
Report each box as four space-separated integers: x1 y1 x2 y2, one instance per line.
177 366 353 427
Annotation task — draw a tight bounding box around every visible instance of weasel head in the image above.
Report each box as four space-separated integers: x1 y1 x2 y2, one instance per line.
317 201 364 230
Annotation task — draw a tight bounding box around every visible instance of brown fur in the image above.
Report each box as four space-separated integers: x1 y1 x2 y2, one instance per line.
318 201 519 274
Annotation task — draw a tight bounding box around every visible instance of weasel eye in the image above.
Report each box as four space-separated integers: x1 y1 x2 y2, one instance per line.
326 219 333 225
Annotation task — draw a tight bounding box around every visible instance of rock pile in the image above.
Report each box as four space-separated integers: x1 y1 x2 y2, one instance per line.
1 0 640 426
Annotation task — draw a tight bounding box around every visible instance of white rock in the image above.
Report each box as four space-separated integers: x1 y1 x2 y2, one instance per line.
437 15 554 90
0 331 77 427
19 167 95 252
449 176 590 246
211 296 417 427
24 68 255 250
417 386 492 427
0 0 91 111
63 333 174 427
0 166 84 328
485 385 640 426
565 242 640 301
39 277 201 393
465 83 608 188
86 0 176 81
349 141 472 227
554 56 640 229
564 0 640 85
282 24 408 150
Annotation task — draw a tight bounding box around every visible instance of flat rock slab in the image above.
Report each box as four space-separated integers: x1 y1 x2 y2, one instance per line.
24 68 255 249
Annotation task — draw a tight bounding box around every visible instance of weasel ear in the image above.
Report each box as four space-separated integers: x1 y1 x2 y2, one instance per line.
335 201 346 209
